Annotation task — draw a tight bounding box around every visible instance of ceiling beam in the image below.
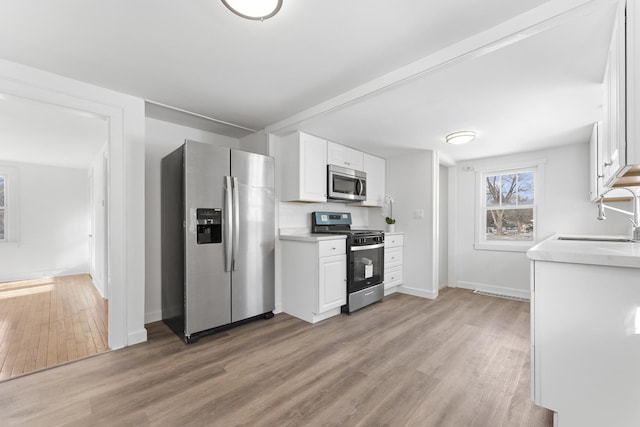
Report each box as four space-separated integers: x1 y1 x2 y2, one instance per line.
265 0 618 136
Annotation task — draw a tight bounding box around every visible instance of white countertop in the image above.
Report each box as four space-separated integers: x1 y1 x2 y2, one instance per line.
279 229 347 242
527 234 640 269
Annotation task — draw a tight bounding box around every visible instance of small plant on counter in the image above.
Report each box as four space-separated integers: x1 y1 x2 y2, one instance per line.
384 194 396 224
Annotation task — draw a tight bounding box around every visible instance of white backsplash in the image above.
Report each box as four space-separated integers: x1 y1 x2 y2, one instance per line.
279 201 375 230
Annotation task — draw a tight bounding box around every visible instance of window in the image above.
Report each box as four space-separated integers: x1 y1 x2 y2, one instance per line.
484 170 535 241
0 173 5 241
475 162 542 252
0 166 17 243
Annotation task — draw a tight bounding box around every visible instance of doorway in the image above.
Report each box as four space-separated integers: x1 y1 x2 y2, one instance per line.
0 94 110 380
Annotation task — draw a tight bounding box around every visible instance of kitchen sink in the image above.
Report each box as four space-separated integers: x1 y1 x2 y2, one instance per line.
556 236 634 243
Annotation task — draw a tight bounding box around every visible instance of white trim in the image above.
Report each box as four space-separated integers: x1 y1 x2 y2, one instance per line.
456 280 531 301
430 151 440 297
398 285 439 300
384 286 399 296
448 165 458 289
127 329 148 345
144 309 162 325
473 242 535 253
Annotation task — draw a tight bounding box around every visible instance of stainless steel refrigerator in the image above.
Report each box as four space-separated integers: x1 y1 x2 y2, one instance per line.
161 140 275 343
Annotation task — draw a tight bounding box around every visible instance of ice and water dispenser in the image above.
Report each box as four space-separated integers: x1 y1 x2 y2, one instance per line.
196 208 222 244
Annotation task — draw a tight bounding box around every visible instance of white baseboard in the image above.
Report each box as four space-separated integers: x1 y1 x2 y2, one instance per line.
0 268 89 283
398 285 438 300
274 303 283 314
455 280 531 301
384 286 399 296
91 277 106 299
128 328 148 346
144 309 163 324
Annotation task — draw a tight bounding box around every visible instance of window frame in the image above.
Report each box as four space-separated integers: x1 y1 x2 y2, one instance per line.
474 160 545 252
0 166 18 243
0 172 5 241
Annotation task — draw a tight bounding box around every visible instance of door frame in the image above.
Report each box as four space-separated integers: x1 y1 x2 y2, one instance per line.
0 59 147 349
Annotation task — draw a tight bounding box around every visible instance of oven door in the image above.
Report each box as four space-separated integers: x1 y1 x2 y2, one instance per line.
348 243 384 293
328 165 366 201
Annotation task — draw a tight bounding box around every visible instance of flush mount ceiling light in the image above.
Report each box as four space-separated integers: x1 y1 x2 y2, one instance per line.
445 131 476 145
221 0 283 20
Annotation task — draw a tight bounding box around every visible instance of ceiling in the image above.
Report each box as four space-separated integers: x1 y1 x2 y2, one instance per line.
0 0 618 164
0 94 108 168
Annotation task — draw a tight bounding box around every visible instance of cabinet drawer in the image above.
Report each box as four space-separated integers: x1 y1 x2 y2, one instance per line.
319 239 345 257
384 247 403 268
385 234 403 248
384 266 403 289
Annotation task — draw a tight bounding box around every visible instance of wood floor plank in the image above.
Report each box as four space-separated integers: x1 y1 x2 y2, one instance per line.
0 288 553 426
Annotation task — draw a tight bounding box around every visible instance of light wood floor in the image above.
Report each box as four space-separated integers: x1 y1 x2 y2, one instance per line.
0 274 108 381
0 288 552 426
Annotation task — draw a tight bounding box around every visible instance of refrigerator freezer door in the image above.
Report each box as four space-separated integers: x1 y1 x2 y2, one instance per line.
184 141 232 335
230 149 276 322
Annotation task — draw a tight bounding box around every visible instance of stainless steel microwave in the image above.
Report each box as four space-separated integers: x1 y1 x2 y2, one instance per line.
327 164 366 202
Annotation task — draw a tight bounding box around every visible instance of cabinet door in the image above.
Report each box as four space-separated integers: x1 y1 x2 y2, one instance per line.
361 153 385 206
327 141 348 167
327 141 364 170
347 147 364 171
602 2 626 186
589 122 602 201
300 133 327 201
317 254 346 313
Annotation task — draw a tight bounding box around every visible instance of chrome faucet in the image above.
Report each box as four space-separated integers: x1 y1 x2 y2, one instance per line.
597 187 640 241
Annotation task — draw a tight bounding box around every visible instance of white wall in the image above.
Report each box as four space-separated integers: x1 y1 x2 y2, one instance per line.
0 161 89 281
239 131 268 156
279 202 371 229
452 142 629 298
381 151 438 299
144 117 240 323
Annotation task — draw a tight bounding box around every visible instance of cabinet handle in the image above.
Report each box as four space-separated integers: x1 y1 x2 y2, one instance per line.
332 247 336 250
604 161 613 167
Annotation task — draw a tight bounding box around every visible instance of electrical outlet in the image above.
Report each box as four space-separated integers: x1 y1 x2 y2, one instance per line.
414 209 424 219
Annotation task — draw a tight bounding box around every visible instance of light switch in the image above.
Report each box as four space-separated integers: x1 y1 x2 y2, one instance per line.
414 209 424 219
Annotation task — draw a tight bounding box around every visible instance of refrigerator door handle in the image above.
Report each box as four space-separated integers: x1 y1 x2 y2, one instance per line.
224 175 233 272
232 176 240 271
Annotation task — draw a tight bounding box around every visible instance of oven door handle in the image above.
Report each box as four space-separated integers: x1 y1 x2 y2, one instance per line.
351 243 385 251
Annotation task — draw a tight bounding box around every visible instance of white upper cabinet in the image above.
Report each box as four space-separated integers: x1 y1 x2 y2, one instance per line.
361 153 385 207
277 132 385 205
327 141 364 171
599 0 640 189
601 1 626 187
279 132 327 202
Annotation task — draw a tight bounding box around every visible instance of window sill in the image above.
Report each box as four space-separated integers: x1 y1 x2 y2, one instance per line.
473 242 535 253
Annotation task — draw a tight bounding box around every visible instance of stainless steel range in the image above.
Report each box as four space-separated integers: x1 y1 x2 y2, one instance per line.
311 212 384 313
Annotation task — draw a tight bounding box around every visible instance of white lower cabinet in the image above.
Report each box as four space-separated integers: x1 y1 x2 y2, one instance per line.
384 232 403 292
281 237 347 323
531 259 640 427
